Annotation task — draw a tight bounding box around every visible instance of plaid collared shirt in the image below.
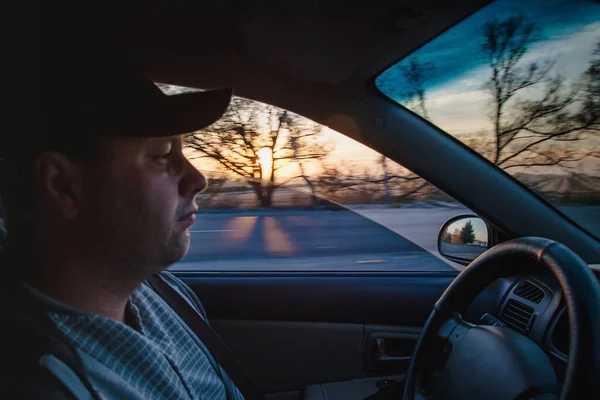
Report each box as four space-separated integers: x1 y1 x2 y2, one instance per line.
27 276 243 400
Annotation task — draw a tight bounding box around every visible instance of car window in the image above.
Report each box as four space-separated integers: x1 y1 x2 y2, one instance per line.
157 84 468 272
376 0 600 240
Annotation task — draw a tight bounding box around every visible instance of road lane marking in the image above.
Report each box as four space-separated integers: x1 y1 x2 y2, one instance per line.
356 260 385 264
190 229 240 233
316 246 338 249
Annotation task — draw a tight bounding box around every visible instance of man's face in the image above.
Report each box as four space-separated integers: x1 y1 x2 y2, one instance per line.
77 135 206 272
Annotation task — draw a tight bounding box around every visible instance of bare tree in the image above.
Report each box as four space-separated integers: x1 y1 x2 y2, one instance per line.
366 157 425 202
380 155 391 202
313 162 369 201
314 158 430 204
290 136 319 205
379 57 435 120
398 57 436 119
481 15 599 170
186 97 331 207
578 41 600 131
573 41 600 166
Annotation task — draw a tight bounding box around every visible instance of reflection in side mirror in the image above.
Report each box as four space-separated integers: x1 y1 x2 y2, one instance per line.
438 215 489 264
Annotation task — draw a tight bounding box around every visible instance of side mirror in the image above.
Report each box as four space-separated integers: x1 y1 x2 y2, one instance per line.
438 215 490 265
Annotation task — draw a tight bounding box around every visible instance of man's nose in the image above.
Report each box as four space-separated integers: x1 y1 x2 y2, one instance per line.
180 158 208 197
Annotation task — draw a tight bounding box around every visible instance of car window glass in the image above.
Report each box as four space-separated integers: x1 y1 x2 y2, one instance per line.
159 84 467 272
376 0 600 240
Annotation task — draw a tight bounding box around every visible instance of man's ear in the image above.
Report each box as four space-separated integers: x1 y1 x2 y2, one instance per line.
35 152 83 219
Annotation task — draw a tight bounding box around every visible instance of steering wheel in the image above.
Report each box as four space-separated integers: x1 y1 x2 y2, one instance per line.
403 237 600 400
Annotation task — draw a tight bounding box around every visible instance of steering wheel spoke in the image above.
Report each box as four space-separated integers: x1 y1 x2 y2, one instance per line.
437 313 470 343
415 313 473 395
437 313 472 352
417 313 473 394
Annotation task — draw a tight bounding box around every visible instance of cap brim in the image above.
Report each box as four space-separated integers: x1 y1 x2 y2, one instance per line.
132 87 233 138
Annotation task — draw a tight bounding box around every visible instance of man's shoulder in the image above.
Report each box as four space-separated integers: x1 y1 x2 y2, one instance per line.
1 281 96 399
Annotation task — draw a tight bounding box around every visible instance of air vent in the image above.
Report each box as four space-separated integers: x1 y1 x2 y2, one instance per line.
514 281 544 304
501 299 534 333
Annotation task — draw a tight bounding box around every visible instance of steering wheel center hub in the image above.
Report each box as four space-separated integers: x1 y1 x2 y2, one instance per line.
436 325 555 400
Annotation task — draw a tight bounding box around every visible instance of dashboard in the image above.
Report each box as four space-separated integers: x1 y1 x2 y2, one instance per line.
463 272 571 380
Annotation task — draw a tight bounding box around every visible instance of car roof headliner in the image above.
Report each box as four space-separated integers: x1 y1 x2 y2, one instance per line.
121 0 491 113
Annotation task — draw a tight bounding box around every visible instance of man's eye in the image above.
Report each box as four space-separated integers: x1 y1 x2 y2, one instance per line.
153 152 172 162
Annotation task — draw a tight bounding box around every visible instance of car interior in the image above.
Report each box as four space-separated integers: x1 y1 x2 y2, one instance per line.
3 0 600 399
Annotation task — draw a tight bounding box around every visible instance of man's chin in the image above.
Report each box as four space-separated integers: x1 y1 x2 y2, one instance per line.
173 235 192 262
155 235 191 269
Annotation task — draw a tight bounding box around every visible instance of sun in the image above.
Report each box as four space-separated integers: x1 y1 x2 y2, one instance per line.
256 147 273 172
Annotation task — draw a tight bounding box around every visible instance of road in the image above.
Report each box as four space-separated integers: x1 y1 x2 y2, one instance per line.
171 204 600 272
351 205 471 260
172 207 462 272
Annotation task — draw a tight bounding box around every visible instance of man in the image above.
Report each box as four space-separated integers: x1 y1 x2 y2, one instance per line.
0 8 258 400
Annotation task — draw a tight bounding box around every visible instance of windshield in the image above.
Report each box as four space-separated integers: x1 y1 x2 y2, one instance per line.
376 0 600 240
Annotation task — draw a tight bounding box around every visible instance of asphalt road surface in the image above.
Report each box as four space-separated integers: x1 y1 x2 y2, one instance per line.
172 208 457 272
171 204 600 272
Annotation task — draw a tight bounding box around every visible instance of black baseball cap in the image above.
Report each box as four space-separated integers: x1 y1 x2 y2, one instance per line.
1 3 233 164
